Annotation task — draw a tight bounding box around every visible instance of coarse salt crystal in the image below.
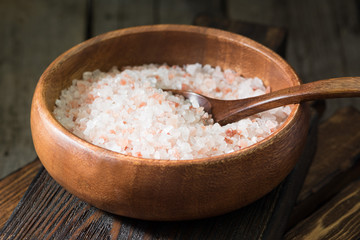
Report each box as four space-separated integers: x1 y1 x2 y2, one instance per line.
53 63 290 160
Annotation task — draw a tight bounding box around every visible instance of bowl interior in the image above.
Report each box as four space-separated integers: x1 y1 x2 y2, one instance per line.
42 25 299 116
33 25 308 220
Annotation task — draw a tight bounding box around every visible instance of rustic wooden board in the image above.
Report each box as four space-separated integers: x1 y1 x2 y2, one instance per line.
2 0 359 186
288 107 360 229
0 0 226 179
0 159 42 229
92 0 225 36
92 0 154 35
285 179 360 239
285 0 360 119
157 0 225 24
0 109 319 239
0 0 87 179
0 5 322 239
193 14 287 57
228 0 360 120
227 0 287 27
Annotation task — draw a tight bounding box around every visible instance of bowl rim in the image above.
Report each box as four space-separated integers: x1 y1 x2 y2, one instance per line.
34 24 302 166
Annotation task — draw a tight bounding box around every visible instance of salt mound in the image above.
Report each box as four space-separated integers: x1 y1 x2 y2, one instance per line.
53 63 291 160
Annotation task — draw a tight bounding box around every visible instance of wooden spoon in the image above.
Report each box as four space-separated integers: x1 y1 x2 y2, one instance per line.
166 77 360 126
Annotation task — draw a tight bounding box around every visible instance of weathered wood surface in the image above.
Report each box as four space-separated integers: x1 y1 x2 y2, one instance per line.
0 0 87 179
1 15 317 238
1 0 359 181
1 1 360 237
3 107 360 238
228 0 360 120
284 106 360 239
92 0 225 36
288 107 360 229
193 14 287 57
0 159 42 229
285 179 360 239
0 0 224 180
0 109 318 239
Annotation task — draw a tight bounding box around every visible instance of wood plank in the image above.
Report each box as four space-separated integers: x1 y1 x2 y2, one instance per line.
228 0 360 120
158 0 225 24
0 20 319 236
284 179 360 239
259 106 319 240
332 0 360 77
92 0 155 36
0 0 87 179
92 0 225 36
227 0 287 27
286 0 360 119
0 159 42 229
0 11 322 239
322 0 360 120
0 110 318 239
288 107 360 229
298 107 360 202
193 14 287 57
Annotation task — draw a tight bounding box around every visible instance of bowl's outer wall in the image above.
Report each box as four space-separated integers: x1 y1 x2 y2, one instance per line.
31 25 310 220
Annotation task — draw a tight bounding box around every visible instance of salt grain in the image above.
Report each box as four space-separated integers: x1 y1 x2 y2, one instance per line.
53 63 290 160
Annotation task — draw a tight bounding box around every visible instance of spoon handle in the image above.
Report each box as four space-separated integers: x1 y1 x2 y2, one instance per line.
217 77 360 125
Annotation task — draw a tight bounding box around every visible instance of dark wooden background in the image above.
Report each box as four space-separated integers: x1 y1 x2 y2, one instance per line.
1 0 360 179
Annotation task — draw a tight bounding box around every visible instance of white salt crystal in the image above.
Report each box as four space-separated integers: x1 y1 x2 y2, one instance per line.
53 63 291 160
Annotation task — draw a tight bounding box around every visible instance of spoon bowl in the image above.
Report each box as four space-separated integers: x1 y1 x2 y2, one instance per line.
167 77 360 125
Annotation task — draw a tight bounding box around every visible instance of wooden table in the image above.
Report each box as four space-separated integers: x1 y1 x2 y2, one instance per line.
1 16 360 240
1 106 360 239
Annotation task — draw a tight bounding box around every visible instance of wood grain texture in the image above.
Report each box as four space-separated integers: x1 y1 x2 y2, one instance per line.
285 0 360 119
170 77 360 125
92 0 154 35
0 110 319 239
0 0 87 179
2 0 359 187
30 25 310 220
288 106 360 228
227 0 287 27
193 13 287 57
0 159 42 229
158 0 225 24
299 106 360 201
228 0 360 119
92 0 225 36
285 179 360 240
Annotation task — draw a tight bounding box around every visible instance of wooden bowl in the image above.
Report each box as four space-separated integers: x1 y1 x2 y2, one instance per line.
31 24 309 221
